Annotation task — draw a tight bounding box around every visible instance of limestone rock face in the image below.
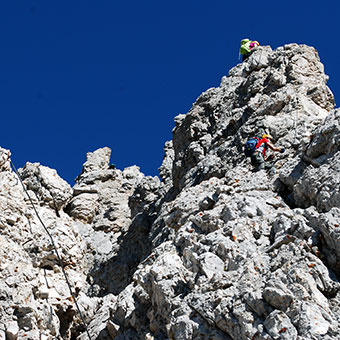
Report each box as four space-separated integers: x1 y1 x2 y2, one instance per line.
1 44 340 340
280 108 340 211
0 153 88 339
171 44 334 193
19 161 72 210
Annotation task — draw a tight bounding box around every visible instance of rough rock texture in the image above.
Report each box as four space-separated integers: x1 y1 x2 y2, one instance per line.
19 162 73 211
1 44 340 340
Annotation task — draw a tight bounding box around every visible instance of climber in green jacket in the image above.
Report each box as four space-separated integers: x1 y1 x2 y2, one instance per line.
240 38 259 61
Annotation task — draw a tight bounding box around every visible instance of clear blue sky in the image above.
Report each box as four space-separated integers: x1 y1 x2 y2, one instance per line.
1 1 339 184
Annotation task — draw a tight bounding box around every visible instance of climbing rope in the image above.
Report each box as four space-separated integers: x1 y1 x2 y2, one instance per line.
10 160 92 340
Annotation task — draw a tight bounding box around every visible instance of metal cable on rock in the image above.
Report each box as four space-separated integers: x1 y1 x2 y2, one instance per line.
10 161 92 340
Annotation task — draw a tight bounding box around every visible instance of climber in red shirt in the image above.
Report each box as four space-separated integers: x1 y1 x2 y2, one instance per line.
251 134 285 171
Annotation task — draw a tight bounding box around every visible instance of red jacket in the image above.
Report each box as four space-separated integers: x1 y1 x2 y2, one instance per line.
255 138 270 156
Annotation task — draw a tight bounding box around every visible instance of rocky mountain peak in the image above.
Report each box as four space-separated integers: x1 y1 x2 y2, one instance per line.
168 44 334 193
1 44 340 340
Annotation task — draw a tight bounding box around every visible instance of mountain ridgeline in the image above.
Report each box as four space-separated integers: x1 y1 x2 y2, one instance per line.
1 44 340 340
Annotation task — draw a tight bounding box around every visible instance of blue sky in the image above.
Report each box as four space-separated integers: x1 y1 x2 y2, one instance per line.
1 1 339 184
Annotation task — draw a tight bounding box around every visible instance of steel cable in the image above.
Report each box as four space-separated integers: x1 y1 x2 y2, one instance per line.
10 160 92 340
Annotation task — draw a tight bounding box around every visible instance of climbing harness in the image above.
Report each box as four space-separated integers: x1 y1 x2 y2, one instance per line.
10 160 92 340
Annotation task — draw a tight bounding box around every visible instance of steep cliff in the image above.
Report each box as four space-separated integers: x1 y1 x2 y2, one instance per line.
1 44 340 340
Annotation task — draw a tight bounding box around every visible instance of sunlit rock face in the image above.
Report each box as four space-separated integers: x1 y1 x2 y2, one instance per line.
1 44 340 340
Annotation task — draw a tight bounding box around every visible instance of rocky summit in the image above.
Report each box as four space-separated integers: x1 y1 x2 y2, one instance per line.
1 44 340 340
